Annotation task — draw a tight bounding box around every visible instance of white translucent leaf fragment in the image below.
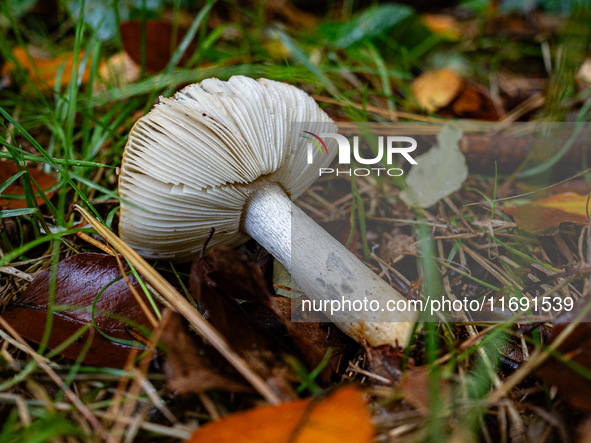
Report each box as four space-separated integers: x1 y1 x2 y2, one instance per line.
400 125 467 208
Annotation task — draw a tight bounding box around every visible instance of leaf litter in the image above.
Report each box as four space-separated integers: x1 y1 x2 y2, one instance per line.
159 310 251 395
2 2 591 441
0 160 57 210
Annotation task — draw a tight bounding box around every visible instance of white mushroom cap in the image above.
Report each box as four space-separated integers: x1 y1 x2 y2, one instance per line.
119 76 337 261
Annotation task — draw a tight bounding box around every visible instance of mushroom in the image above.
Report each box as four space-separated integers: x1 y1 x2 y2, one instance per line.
119 76 417 347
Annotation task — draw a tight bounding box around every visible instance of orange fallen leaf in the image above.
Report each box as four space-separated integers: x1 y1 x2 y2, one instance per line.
422 14 461 40
505 192 590 234
0 161 58 210
1 46 90 90
452 89 482 115
452 88 499 120
186 386 373 443
411 68 463 112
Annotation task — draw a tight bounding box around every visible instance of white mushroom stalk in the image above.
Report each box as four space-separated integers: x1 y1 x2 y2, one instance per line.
119 76 417 347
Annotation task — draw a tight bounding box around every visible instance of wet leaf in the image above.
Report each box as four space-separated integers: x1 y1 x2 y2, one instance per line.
1 47 90 90
411 68 463 112
505 192 590 235
400 125 467 208
3 253 158 367
320 4 413 49
0 161 58 210
159 310 250 395
119 20 196 72
186 385 373 443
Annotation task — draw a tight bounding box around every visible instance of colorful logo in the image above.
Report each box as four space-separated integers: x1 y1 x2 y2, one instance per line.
300 131 328 155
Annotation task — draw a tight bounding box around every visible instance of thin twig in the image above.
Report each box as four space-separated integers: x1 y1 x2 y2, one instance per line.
76 232 116 256
0 316 114 443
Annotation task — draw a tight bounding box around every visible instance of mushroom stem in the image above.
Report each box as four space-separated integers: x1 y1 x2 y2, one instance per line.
243 181 416 347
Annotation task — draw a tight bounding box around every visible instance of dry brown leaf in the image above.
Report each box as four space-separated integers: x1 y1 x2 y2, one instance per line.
119 20 195 72
270 296 352 384
185 385 373 443
95 52 140 92
505 192 590 234
0 160 58 210
1 46 90 90
451 88 499 120
411 69 463 112
364 343 405 382
190 244 297 401
159 310 251 395
577 417 591 443
267 0 319 29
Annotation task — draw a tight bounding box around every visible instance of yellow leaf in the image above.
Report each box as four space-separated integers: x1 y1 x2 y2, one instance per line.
186 386 373 443
263 39 291 61
505 192 590 234
422 14 461 40
411 69 463 112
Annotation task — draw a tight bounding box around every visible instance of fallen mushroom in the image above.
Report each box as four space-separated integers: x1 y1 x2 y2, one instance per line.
119 76 416 346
